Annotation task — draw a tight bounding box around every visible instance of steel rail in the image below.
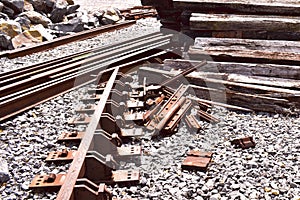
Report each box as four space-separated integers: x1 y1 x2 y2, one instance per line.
0 34 170 98
56 67 119 200
0 40 169 104
0 21 136 59
0 43 171 121
0 32 162 86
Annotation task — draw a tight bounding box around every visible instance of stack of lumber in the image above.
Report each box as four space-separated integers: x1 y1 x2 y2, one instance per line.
141 0 300 114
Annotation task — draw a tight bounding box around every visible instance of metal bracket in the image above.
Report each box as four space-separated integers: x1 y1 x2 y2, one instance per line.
182 150 213 172
120 128 144 138
82 152 139 186
68 115 91 125
231 137 256 149
185 114 202 133
45 149 77 163
29 174 66 191
57 131 84 143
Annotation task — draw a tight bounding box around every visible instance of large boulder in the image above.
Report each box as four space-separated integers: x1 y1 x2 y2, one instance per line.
31 24 53 41
100 8 122 25
27 0 45 12
2 5 15 18
49 18 84 33
0 2 4 12
14 15 31 30
1 0 24 14
0 12 9 20
50 0 68 23
23 0 34 11
12 29 42 48
0 20 22 38
66 4 79 15
20 11 52 27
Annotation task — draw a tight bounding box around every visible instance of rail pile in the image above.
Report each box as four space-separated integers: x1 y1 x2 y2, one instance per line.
120 6 158 20
0 32 173 121
141 0 300 114
28 60 221 199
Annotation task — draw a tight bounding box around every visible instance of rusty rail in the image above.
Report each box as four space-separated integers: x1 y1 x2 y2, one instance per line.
0 32 172 121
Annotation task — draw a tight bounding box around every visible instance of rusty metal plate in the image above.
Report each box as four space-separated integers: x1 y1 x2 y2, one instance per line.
57 131 84 143
231 137 256 149
197 109 220 124
29 174 66 190
117 146 141 157
112 170 139 186
120 128 144 137
80 94 102 103
123 112 145 122
126 100 144 109
45 150 77 163
76 104 96 114
182 156 212 171
68 115 91 125
187 150 213 158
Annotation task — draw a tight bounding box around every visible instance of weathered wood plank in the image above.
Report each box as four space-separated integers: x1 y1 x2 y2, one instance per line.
163 59 300 79
189 13 300 32
173 0 300 16
189 37 300 64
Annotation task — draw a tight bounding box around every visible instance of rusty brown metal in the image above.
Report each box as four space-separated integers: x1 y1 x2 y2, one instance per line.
231 137 256 149
146 84 189 131
197 109 220 124
161 60 207 87
29 174 66 190
163 98 192 134
46 150 77 163
185 114 202 133
57 131 85 143
68 115 91 125
56 68 120 200
182 150 213 172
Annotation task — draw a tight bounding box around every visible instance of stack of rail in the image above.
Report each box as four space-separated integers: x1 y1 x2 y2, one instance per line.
142 0 300 114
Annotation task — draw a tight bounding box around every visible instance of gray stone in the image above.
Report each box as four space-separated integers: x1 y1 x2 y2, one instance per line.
0 12 9 20
14 16 31 31
210 193 221 200
231 183 240 190
50 3 67 23
1 0 24 14
28 0 54 13
2 5 15 18
66 4 79 15
21 11 52 27
100 8 122 25
0 157 9 183
49 18 84 33
0 2 4 12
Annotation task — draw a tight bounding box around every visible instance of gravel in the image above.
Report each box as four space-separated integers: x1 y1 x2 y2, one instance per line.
0 17 300 200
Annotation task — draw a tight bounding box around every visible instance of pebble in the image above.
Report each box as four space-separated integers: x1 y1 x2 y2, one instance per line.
0 157 9 183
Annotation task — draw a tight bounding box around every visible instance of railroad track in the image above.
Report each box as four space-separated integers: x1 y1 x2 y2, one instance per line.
27 59 218 200
0 32 175 121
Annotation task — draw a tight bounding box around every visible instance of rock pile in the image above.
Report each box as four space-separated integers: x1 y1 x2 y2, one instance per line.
0 0 123 50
